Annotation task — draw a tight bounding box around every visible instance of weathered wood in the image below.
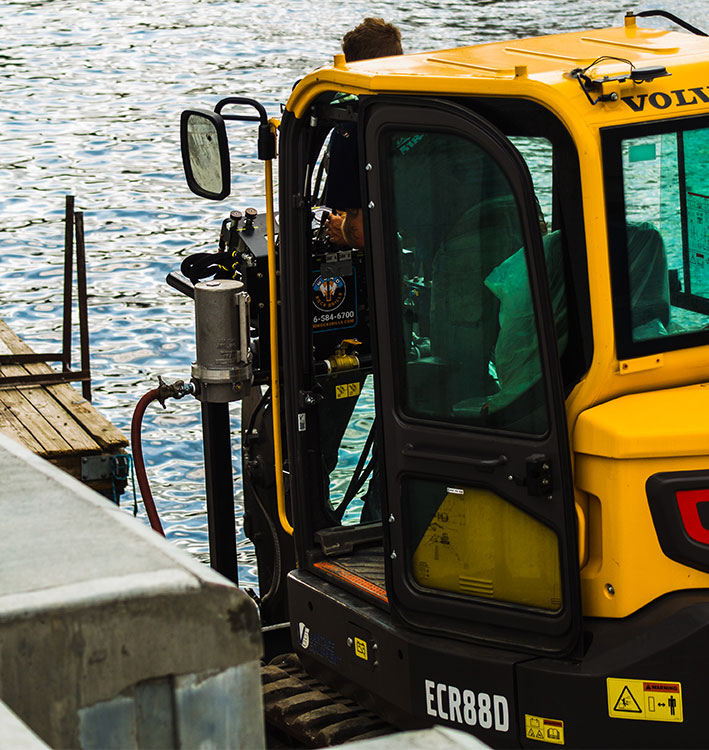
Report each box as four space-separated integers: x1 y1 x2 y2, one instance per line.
0 401 44 453
0 386 73 457
0 319 127 456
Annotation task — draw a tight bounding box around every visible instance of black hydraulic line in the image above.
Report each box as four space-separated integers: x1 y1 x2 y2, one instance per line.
243 387 281 605
333 423 376 522
201 402 239 585
630 10 708 36
243 472 282 606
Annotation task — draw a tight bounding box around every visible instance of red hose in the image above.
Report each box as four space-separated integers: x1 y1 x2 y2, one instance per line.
131 388 166 536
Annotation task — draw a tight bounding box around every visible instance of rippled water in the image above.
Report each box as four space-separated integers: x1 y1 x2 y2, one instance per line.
1 0 707 586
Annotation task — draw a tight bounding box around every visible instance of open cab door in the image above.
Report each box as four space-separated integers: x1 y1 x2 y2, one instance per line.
361 97 582 656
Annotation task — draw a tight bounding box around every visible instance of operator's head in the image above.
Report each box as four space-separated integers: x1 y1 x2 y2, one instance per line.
342 18 403 62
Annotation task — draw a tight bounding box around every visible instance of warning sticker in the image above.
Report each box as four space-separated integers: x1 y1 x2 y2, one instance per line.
607 678 682 722
335 382 361 399
524 714 564 745
354 637 368 661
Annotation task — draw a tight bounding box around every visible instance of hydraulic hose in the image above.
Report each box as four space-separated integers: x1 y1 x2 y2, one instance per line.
131 388 166 536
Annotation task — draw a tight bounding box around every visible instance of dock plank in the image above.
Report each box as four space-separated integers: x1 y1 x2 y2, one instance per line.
0 319 127 452
0 356 101 455
0 385 72 457
0 402 44 453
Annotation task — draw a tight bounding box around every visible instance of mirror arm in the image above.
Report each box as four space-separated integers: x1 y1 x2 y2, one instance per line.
214 97 276 161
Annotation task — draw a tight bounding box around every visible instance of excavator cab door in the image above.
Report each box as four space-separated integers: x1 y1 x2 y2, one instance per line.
361 97 582 655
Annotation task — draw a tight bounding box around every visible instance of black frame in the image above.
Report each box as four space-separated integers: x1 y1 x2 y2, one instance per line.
647 470 709 574
602 114 709 360
362 97 582 655
180 108 231 201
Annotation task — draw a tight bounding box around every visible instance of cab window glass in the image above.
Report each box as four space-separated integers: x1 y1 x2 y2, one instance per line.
384 129 553 434
613 124 709 349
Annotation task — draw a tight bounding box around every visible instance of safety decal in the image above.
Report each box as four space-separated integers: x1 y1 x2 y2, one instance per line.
607 678 682 722
524 714 564 745
298 622 310 649
335 381 361 399
354 637 368 661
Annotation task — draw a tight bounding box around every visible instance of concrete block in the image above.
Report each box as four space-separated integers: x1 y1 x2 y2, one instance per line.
0 432 264 749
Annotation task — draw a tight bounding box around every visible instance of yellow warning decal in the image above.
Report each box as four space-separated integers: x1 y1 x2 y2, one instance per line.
607 678 682 722
524 714 564 745
335 382 361 399
354 637 368 661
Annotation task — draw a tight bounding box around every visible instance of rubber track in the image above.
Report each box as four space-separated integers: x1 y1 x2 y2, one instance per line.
261 653 396 747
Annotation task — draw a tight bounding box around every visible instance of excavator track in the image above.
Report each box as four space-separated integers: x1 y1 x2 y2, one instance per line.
261 653 397 747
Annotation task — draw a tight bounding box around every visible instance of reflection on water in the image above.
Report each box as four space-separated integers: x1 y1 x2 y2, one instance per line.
0 0 706 587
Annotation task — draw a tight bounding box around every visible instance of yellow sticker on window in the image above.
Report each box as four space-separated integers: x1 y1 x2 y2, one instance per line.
607 678 682 722
524 714 564 744
354 637 368 660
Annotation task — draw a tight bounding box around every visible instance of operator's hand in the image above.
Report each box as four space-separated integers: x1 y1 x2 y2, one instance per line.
325 211 346 245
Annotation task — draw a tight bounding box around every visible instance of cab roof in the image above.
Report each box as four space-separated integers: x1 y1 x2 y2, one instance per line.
287 17 709 119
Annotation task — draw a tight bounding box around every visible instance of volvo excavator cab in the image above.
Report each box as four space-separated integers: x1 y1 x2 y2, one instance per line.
177 11 709 748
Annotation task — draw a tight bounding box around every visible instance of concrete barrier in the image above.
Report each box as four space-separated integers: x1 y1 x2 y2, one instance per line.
0 700 50 748
0 432 264 749
346 726 490 749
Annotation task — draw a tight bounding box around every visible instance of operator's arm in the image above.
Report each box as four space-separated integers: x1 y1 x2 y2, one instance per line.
327 209 364 249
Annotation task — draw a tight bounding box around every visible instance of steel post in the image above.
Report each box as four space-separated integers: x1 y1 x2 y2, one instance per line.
201 402 238 585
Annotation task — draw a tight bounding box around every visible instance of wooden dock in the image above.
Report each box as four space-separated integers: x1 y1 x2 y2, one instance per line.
0 318 128 498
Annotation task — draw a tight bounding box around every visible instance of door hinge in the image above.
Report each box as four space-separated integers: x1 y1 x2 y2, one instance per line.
526 454 552 497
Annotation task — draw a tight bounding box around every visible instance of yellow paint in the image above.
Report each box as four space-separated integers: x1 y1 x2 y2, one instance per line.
575 384 709 459
412 487 561 611
607 678 682 722
354 637 368 660
524 714 565 744
265 123 292 538
618 353 663 375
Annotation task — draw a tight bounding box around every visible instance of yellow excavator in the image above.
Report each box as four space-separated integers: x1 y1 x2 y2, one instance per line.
171 9 709 747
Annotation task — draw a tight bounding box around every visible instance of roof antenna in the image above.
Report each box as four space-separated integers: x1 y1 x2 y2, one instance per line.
626 9 708 36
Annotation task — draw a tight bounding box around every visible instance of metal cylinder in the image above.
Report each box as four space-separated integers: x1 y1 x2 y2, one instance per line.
191 279 252 403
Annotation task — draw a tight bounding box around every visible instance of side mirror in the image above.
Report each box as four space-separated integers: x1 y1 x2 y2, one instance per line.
180 109 230 201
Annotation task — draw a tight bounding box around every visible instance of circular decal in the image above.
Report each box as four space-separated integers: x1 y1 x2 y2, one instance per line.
313 274 346 312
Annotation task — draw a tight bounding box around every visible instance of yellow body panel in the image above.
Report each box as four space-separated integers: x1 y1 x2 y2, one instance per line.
575 385 709 617
285 20 709 619
575 383 709 459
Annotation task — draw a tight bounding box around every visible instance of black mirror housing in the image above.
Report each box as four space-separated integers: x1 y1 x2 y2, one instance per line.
180 109 231 201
